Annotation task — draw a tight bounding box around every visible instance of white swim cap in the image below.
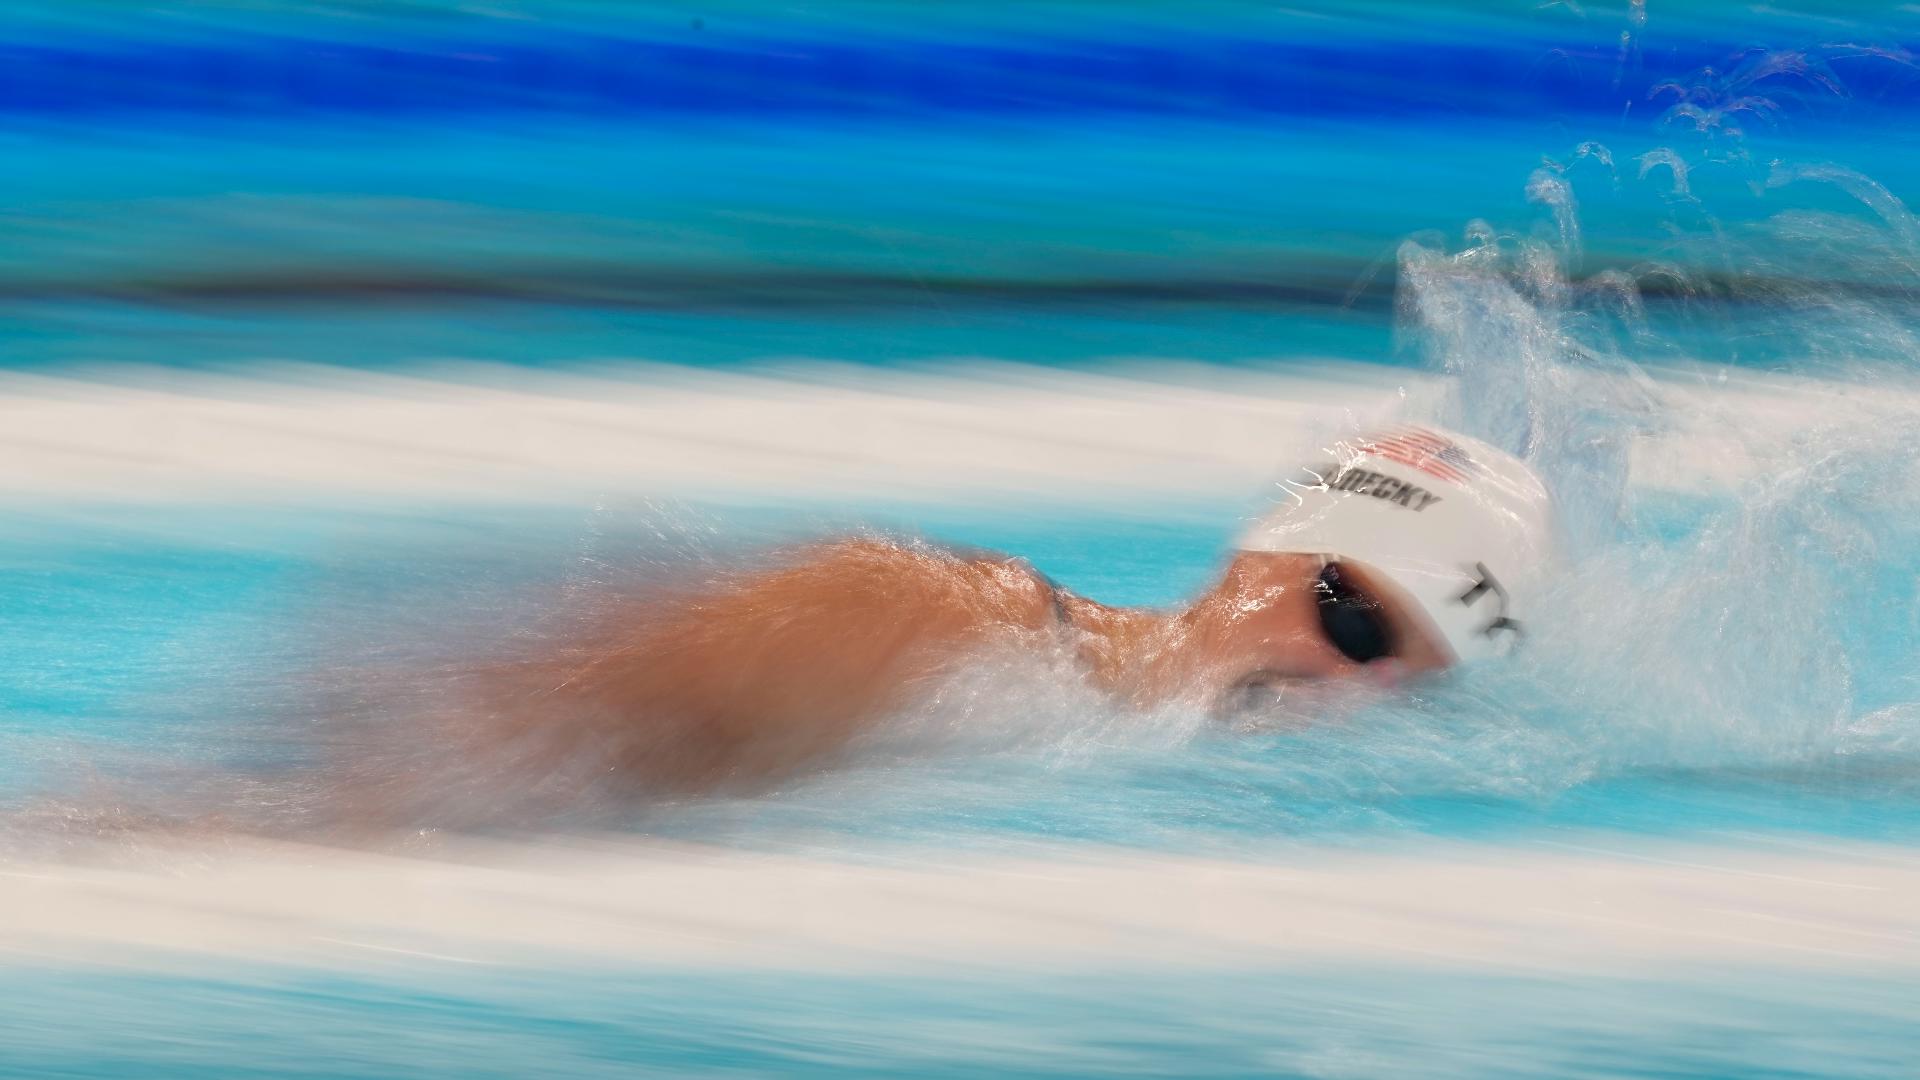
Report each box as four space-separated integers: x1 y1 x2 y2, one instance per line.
1236 425 1556 664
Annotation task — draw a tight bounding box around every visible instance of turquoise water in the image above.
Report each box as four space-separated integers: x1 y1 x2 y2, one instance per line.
7 964 1918 1079
3 3 1919 374
8 1 1920 1075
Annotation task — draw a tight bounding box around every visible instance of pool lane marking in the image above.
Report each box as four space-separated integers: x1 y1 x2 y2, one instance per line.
1530 839 1886 891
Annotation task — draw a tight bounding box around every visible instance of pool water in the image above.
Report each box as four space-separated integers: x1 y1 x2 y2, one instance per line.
6 1 1920 1076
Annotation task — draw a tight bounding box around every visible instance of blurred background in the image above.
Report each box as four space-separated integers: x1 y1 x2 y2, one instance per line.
6 2 1920 1077
9 0 1919 375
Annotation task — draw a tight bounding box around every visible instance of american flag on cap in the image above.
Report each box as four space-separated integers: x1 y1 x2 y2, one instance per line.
1360 426 1483 484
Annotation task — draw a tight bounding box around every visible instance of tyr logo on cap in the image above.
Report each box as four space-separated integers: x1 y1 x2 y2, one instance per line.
1457 562 1521 643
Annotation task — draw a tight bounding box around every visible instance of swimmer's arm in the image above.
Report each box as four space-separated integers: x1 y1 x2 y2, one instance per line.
556 540 1058 788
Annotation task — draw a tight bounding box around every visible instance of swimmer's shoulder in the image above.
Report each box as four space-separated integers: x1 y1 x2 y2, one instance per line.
760 537 1059 629
942 545 1075 630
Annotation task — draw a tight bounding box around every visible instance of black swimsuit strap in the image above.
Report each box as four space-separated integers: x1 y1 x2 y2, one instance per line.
1038 569 1074 628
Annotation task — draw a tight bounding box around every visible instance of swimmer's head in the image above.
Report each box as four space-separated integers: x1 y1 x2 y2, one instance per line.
1235 425 1557 667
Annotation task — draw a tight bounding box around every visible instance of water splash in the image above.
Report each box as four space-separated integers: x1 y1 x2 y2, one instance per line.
1636 147 1694 201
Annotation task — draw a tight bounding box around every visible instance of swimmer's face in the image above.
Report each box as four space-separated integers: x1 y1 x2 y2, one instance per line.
1179 551 1454 709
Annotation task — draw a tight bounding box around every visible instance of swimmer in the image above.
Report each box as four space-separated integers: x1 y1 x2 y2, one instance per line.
509 425 1555 792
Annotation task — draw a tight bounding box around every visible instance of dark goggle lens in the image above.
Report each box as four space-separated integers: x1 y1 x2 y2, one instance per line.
1315 562 1394 664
